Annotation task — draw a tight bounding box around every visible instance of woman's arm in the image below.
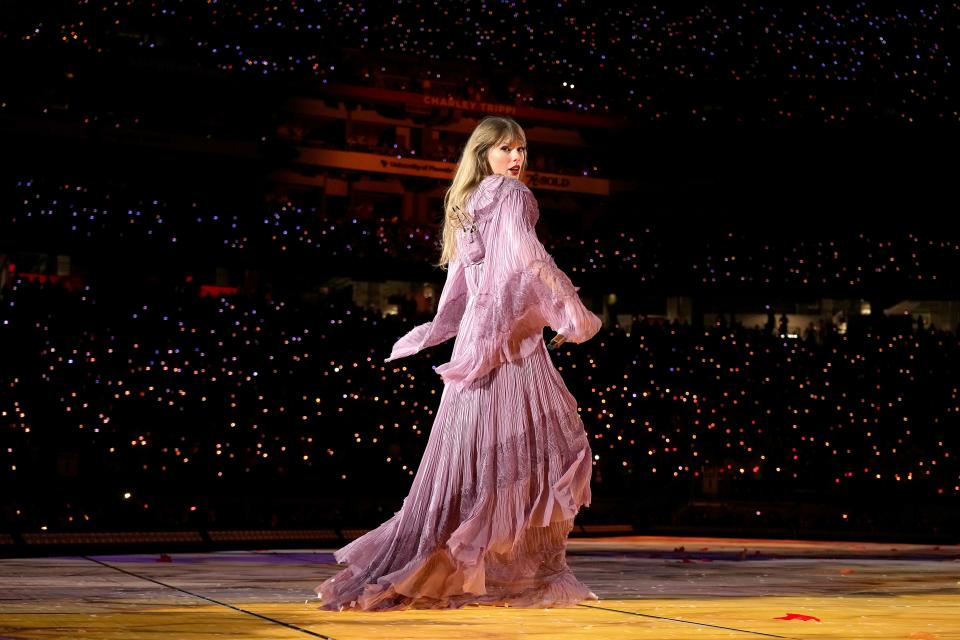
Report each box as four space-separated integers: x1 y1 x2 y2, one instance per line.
432 180 601 390
492 184 601 344
384 255 468 362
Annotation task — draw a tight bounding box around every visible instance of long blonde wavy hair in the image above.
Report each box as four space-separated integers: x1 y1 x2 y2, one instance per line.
434 116 528 270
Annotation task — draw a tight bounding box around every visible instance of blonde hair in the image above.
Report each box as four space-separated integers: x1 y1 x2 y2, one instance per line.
434 116 528 269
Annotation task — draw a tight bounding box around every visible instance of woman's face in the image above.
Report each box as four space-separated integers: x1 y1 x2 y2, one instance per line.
486 138 526 179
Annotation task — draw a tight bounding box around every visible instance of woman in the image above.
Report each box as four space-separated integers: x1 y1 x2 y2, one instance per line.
315 116 603 611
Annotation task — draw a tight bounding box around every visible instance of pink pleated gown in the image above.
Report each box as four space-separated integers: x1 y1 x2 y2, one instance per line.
315 174 603 611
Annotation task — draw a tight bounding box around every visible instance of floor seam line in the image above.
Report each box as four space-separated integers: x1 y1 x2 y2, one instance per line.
82 556 336 640
576 603 801 639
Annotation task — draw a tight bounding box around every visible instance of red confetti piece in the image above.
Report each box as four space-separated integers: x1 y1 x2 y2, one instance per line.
156 554 172 563
774 613 821 622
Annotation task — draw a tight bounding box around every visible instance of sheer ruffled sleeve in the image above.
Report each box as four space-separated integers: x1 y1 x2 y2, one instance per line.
435 180 601 390
384 255 468 363
490 185 602 344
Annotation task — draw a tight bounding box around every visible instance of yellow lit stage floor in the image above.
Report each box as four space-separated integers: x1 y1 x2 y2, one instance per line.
1 535 958 639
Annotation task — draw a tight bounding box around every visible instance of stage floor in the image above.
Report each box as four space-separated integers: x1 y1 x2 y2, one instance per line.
1 535 958 639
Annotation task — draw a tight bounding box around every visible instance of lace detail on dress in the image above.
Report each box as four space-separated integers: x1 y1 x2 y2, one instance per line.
474 406 588 491
476 257 577 320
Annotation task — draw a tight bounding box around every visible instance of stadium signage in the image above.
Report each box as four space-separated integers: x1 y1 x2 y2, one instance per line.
297 149 609 195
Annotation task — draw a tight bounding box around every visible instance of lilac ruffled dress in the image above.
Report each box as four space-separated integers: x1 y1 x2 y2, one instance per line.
315 175 603 611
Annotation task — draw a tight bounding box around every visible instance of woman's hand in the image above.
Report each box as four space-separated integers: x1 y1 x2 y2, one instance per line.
547 333 567 350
